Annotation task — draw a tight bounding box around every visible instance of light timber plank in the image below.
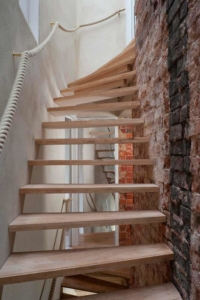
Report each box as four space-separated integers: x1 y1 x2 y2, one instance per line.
28 159 154 166
0 244 173 285
92 86 138 97
47 101 140 117
65 56 135 90
63 283 181 300
61 79 127 97
42 119 144 129
35 137 149 145
19 184 159 194
68 65 132 88
61 71 136 94
9 211 165 232
54 95 115 107
56 84 137 106
61 275 126 293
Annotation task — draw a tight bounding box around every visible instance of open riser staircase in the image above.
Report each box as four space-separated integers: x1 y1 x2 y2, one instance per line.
0 38 182 300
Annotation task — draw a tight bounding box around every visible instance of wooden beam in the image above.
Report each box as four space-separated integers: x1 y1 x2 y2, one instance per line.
47 101 140 117
19 184 159 194
0 244 173 285
42 118 144 129
35 137 149 145
9 211 166 232
28 159 154 166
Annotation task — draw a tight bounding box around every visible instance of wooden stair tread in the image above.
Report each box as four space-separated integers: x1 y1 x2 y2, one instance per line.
63 283 181 300
61 275 126 293
62 57 136 94
35 137 149 145
62 79 128 96
19 184 160 194
42 119 144 129
61 71 136 94
28 159 154 166
0 244 173 285
9 211 166 232
60 86 138 101
48 101 140 117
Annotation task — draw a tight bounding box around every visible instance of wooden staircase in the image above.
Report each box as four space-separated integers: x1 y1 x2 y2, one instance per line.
0 39 182 300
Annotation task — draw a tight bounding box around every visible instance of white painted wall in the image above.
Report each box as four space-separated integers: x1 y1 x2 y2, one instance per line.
76 0 126 78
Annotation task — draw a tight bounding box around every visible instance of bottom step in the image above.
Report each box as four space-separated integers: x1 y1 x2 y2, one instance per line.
63 283 181 300
0 244 173 285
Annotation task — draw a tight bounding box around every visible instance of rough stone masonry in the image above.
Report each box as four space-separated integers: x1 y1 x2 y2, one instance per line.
167 1 192 299
132 0 200 299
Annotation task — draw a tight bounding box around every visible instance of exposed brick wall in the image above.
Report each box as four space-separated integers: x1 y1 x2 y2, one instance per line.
167 1 192 299
132 0 171 288
187 1 200 299
119 126 134 245
120 1 200 296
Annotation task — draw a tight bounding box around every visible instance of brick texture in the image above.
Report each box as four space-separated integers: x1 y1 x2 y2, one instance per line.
119 1 199 297
131 0 171 288
167 1 192 299
119 126 134 245
187 1 200 299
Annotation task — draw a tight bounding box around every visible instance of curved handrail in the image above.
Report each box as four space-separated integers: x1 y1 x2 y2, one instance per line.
0 8 125 154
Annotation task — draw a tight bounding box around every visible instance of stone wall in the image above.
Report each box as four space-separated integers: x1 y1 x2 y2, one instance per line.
167 1 192 299
187 1 200 299
131 0 171 288
133 0 200 299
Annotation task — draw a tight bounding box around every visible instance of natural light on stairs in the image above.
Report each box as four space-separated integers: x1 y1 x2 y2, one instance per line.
0 1 199 300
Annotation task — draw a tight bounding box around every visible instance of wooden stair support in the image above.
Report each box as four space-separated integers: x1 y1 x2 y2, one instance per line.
28 159 154 166
35 137 149 145
63 283 182 300
62 71 136 94
9 211 166 232
0 244 173 285
61 275 126 293
19 184 160 194
42 118 144 129
47 101 140 117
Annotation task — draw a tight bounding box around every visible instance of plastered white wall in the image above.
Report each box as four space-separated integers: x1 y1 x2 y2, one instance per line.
76 0 126 78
